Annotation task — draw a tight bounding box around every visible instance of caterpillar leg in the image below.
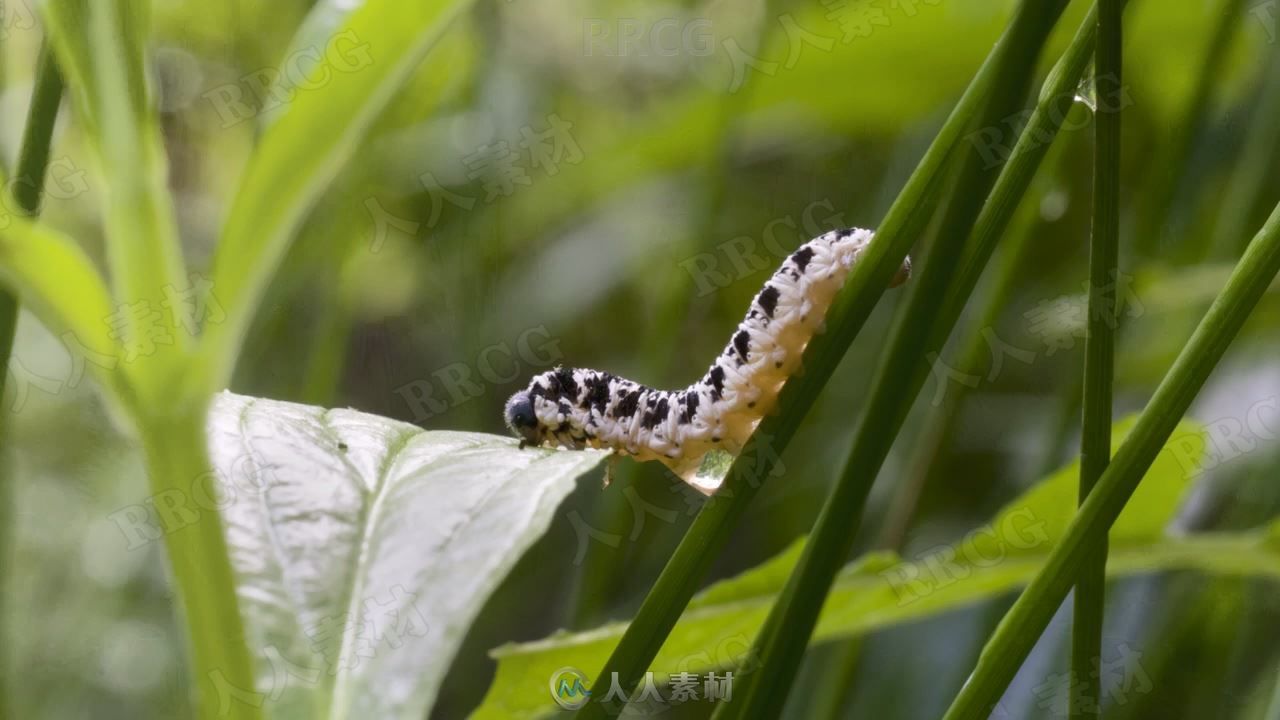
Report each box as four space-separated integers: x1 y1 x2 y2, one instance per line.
603 452 621 488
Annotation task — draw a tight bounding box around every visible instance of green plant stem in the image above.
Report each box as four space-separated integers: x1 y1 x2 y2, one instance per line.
721 3 1070 717
1038 372 1084 477
142 412 261 720
811 145 1064 719
0 42 63 719
297 296 354 406
807 640 864 720
12 47 63 216
1072 1 1121 715
1210 44 1280 260
942 198 1280 720
569 467 634 628
0 303 10 720
1105 576 1206 720
877 135 1068 553
1134 0 1248 257
1266 661 1280 720
572 12 1016 716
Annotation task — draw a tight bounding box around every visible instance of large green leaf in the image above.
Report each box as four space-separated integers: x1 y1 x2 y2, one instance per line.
206 393 607 719
472 419 1280 719
198 0 475 392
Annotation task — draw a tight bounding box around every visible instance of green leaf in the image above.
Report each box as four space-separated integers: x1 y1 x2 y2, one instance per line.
471 418 1279 719
207 392 607 720
0 213 132 414
259 0 367 129
198 0 475 392
991 417 1205 549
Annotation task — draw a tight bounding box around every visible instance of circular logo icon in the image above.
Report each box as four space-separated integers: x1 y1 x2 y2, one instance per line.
549 666 592 710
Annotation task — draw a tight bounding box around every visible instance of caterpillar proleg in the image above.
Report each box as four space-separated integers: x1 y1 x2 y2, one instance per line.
505 228 910 494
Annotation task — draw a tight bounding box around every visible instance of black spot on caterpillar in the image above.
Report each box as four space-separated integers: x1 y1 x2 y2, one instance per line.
505 227 910 494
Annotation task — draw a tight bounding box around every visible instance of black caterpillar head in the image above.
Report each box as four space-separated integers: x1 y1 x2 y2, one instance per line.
504 391 540 446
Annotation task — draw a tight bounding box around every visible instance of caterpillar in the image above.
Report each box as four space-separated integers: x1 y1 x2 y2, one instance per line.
504 227 910 494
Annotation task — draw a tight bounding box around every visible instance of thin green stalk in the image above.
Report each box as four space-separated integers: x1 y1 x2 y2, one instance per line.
1266 661 1280 720
572 11 1016 716
807 639 864 720
0 43 64 719
1210 44 1280 260
1105 576 1208 720
297 297 354 406
1072 1 1122 715
943 198 1280 720
0 303 10 720
1037 373 1084 478
11 47 63 217
569 467 634 628
1134 0 1248 257
877 136 1069 553
722 3 1070 716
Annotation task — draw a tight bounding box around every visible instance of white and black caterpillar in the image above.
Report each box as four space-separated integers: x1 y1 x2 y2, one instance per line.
505 227 910 494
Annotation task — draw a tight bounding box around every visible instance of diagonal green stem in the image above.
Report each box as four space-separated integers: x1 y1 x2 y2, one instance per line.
572 11 1026 717
1209 44 1280 260
1134 0 1248 257
10 47 64 217
1071 0 1122 714
878 128 1073 557
1266 660 1280 720
718 3 1071 717
883 1 1120 529
942 198 1280 719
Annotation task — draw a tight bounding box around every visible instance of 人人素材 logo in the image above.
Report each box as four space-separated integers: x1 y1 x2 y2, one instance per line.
550 666 591 710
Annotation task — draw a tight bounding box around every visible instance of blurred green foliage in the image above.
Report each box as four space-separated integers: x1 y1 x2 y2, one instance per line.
2 0 1279 718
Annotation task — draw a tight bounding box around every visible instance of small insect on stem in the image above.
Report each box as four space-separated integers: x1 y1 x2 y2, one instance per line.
505 227 910 494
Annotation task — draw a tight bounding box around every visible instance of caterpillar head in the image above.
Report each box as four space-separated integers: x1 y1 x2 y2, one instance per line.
504 390 541 447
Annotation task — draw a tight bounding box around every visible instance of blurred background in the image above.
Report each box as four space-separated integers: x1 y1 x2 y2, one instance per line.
3 0 1280 717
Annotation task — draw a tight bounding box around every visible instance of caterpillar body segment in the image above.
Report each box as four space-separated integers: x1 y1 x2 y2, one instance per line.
504 227 910 494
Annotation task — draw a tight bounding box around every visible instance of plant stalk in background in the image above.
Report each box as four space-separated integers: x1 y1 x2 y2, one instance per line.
1134 0 1247 257
574 3 1087 715
1072 0 1122 714
0 41 64 718
719 1 1071 716
1210 43 1280 260
943 197 1280 718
